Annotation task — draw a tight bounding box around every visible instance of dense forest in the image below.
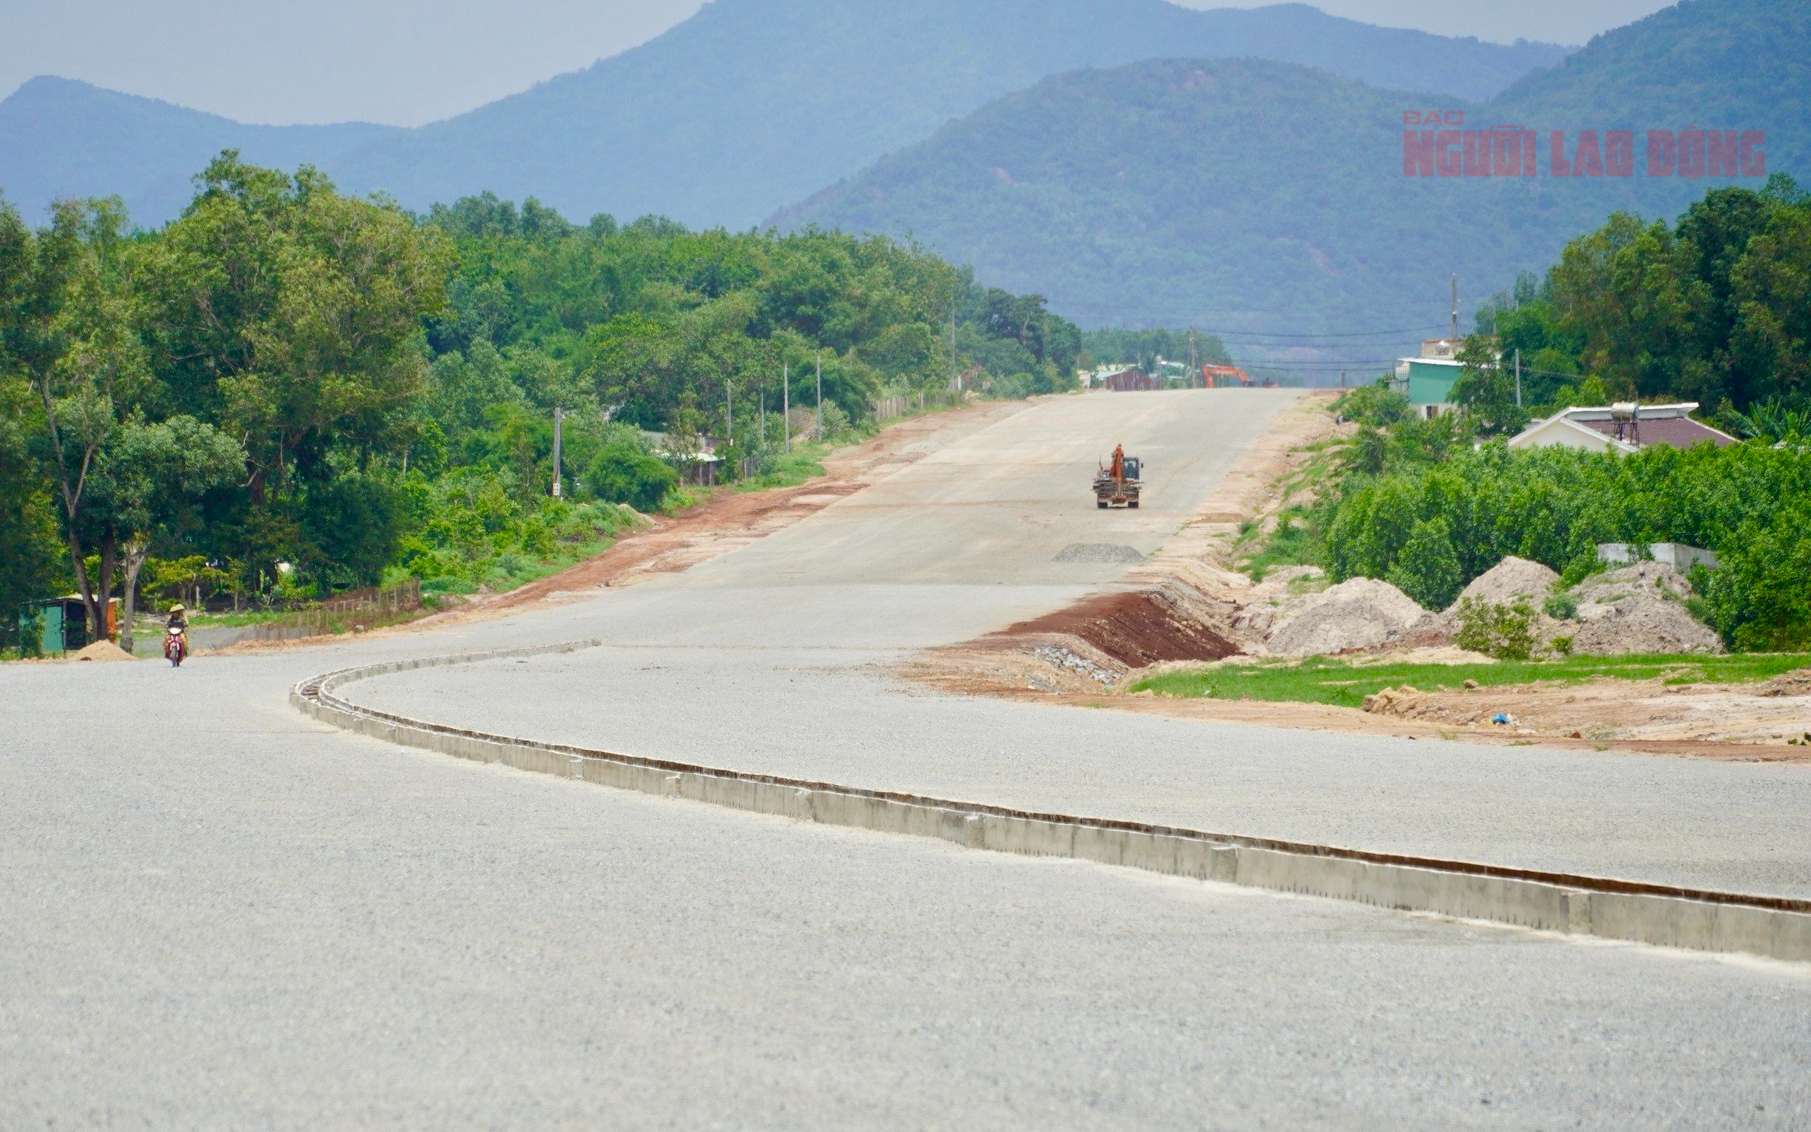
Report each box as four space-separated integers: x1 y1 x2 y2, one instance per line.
0 154 1084 651
1268 181 1811 649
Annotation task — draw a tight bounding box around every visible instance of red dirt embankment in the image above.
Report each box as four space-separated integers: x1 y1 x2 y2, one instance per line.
990 590 1240 668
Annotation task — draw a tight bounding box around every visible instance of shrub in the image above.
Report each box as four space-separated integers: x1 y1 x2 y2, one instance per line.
1385 516 1462 609
1701 499 1811 651
1543 592 1579 620
1456 597 1538 660
586 442 677 513
1334 382 1410 427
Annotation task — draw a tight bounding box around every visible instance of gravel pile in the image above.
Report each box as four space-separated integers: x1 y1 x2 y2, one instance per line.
1053 543 1146 564
1264 578 1430 657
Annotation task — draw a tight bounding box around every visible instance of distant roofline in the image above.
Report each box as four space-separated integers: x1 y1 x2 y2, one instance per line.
1555 401 1700 421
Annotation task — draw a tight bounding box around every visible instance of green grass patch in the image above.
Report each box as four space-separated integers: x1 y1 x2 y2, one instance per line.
733 446 829 492
1131 653 1811 709
1238 508 1321 582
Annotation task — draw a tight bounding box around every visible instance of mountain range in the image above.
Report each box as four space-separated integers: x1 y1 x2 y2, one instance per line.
0 0 1568 229
780 0 1810 358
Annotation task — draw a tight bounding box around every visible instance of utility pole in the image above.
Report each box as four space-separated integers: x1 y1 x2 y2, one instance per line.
1450 275 1460 344
782 362 791 454
760 392 765 443
726 380 733 443
1189 327 1198 388
950 298 959 393
551 406 564 498
815 353 823 441
1515 348 1522 408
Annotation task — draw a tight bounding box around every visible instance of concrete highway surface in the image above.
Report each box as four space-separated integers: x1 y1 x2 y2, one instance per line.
4 389 1808 1127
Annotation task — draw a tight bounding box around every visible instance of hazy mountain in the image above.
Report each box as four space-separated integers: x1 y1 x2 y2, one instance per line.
778 0 1808 357
0 0 1568 228
0 78 404 224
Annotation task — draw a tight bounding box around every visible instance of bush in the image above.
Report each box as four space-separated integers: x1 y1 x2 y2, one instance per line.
1384 516 1461 609
1543 592 1579 620
1334 382 1410 427
1701 500 1811 651
586 442 677 513
1455 597 1538 660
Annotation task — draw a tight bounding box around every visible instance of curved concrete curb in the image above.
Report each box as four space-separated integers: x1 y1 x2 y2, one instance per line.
295 642 1811 964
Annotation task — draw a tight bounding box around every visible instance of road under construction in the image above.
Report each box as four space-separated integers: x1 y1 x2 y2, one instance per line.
3 389 1807 1127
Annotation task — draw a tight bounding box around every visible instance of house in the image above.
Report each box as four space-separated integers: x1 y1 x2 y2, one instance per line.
1097 367 1160 392
1506 403 1737 454
1392 357 1464 419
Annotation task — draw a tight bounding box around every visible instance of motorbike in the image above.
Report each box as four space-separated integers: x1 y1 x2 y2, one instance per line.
164 625 187 667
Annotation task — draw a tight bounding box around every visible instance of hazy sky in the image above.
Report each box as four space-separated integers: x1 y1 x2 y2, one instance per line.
0 0 1678 126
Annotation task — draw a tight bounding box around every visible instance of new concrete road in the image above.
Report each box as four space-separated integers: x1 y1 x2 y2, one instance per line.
4 390 1808 1127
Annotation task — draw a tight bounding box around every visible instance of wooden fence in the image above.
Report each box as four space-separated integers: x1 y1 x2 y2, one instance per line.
871 390 963 424
248 578 422 643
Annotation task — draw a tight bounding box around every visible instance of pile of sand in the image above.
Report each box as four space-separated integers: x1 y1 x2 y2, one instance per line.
1572 562 1694 615
71 639 136 662
1417 556 1562 640
1567 596 1725 655
1453 556 1559 608
1554 562 1723 655
1263 577 1431 657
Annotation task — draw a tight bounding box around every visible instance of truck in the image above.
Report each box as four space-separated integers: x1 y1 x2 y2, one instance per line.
1093 446 1142 509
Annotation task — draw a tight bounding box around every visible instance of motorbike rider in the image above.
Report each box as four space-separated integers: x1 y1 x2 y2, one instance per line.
165 604 190 657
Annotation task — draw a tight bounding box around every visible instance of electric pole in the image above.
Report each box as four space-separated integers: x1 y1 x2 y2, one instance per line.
815 354 823 441
1515 348 1522 408
551 406 564 498
782 362 791 454
950 297 958 393
1450 275 1459 343
1189 326 1198 387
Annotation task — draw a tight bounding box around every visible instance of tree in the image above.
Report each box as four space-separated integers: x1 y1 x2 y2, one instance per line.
0 200 64 651
1450 333 1530 436
139 153 451 582
93 416 244 650
1386 515 1462 610
18 198 157 642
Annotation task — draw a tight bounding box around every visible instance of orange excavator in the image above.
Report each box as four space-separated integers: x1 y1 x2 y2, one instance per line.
1093 444 1142 509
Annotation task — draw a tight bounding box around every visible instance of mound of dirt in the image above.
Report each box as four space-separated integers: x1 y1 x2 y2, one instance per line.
991 586 1241 668
1759 668 1811 697
1567 594 1724 655
1573 562 1694 616
1264 577 1431 657
72 639 136 662
1453 556 1558 608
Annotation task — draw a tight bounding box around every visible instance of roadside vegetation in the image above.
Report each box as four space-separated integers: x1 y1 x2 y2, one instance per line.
1132 653 1811 709
0 154 1085 653
1238 180 1811 653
